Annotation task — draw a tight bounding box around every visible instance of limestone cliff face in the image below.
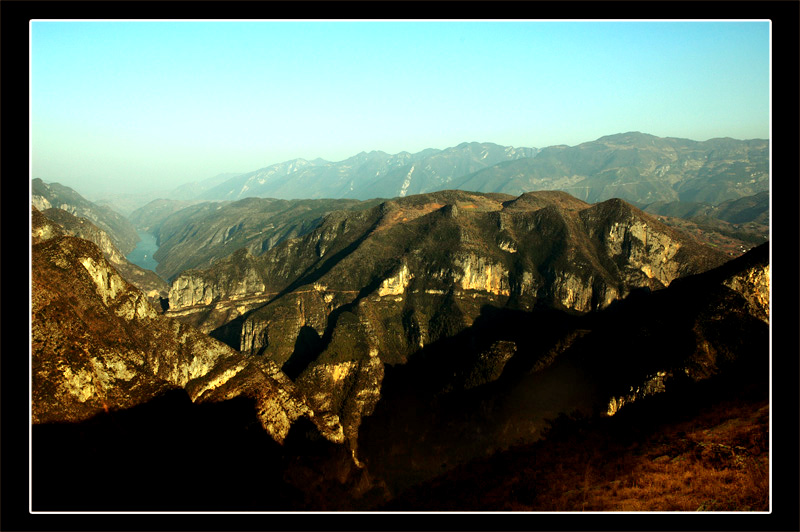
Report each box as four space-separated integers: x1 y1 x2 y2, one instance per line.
166 248 275 331
32 178 141 255
723 263 770 324
31 214 344 446
297 349 384 462
604 220 683 284
32 194 53 212
162 190 732 462
597 242 770 416
453 253 510 296
582 198 721 290
185 356 345 444
42 207 128 264
36 207 169 308
377 263 414 296
606 371 670 416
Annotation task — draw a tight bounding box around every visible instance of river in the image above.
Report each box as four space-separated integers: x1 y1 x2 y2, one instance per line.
126 230 160 272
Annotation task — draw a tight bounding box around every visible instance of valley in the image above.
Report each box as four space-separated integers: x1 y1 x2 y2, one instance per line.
29 133 771 513
125 230 160 271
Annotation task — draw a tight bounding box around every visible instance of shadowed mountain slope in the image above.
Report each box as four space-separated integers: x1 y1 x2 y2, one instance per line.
163 189 735 482
141 196 382 281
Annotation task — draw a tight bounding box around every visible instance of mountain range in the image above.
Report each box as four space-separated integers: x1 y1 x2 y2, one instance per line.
191 133 768 207
30 181 769 510
28 131 773 512
91 132 768 217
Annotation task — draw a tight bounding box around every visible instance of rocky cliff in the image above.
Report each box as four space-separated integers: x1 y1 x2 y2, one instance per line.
32 178 141 255
165 190 731 467
143 196 380 281
31 187 769 510
31 209 344 447
37 207 170 309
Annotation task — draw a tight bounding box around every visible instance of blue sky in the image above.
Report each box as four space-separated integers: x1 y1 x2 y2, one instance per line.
30 20 770 198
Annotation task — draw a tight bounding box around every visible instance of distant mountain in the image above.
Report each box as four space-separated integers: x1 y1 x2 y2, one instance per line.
170 172 245 200
192 133 767 208
32 178 141 255
451 132 768 205
199 142 538 201
91 173 245 216
127 198 207 234
642 190 769 225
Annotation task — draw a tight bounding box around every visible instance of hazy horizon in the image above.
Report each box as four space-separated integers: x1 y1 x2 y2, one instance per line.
31 20 770 200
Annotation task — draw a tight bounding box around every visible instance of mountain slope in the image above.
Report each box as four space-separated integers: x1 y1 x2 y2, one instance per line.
145 196 381 281
31 209 380 510
379 243 769 509
30 184 769 510
164 189 732 476
37 207 170 308
199 142 537 201
451 132 768 205
32 178 141 255
192 133 766 208
31 208 345 445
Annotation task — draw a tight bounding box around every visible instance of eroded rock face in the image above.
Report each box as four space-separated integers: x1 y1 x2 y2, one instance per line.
35 207 169 309
32 178 141 255
377 263 414 296
723 264 770 324
597 242 770 415
297 349 384 462
454 253 510 296
31 214 344 447
162 190 732 467
606 371 671 416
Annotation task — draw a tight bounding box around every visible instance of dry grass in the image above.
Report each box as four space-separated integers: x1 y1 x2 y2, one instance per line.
387 395 769 512
520 401 769 512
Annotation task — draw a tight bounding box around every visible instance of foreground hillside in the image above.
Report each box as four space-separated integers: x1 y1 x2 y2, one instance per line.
31 207 362 510
385 378 768 511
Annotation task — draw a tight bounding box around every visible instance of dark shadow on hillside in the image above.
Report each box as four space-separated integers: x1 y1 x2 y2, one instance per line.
207 215 384 352
31 389 306 511
357 244 770 502
282 325 324 380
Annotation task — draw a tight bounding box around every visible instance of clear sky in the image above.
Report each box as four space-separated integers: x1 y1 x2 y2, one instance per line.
30 19 770 198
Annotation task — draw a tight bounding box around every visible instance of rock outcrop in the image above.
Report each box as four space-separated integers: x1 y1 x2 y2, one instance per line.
145 196 378 281
37 207 170 309
32 178 141 255
31 208 344 447
164 190 731 466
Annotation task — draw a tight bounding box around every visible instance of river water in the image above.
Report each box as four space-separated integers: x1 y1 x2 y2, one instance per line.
126 230 160 271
